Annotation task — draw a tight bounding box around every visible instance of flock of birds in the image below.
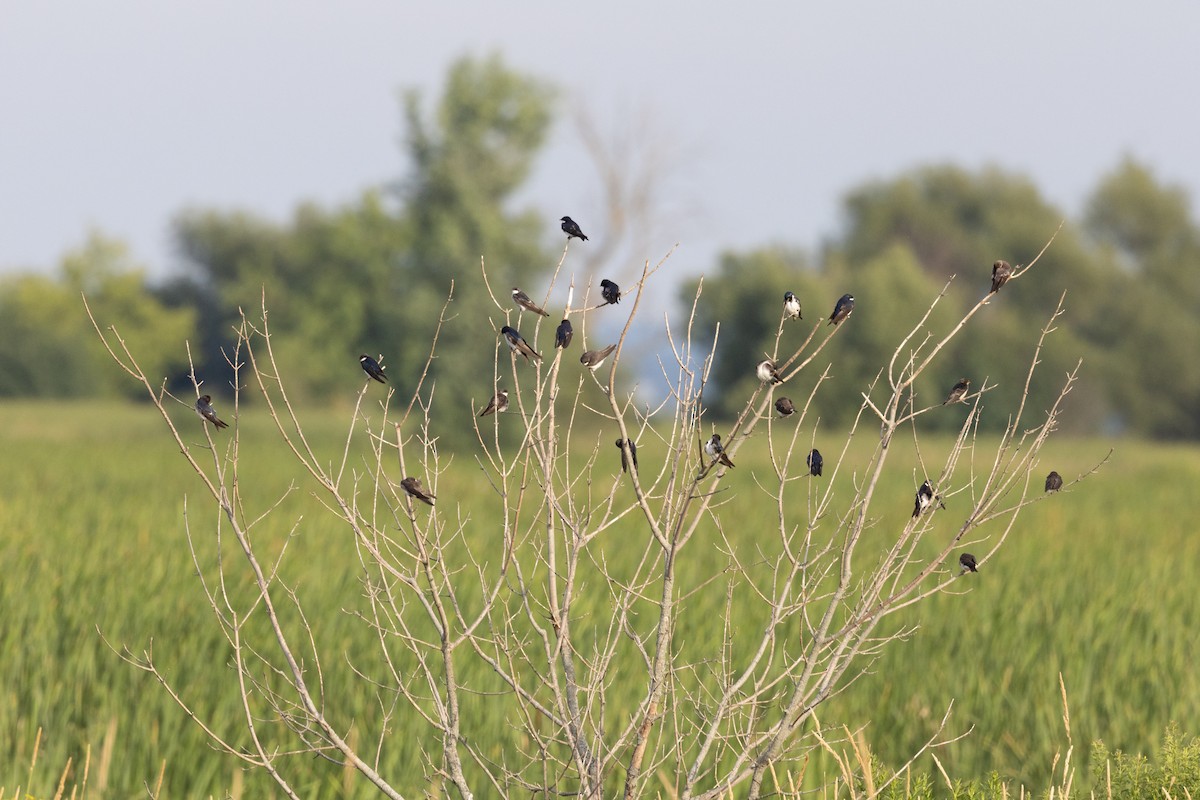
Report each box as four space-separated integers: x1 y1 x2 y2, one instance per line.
191 223 1062 574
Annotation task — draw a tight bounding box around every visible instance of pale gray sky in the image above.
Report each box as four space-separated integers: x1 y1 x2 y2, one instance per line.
3 1 1199 278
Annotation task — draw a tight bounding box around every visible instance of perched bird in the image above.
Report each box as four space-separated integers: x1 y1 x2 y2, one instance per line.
359 354 387 384
195 395 229 429
580 344 618 371
807 448 823 477
1045 470 1063 493
912 479 946 518
400 476 436 506
615 438 639 473
756 359 784 385
600 279 622 305
561 215 588 241
705 433 735 468
500 325 541 362
511 287 550 317
944 377 971 405
555 319 573 349
990 260 1012 293
783 291 802 320
959 552 978 574
478 389 509 417
828 293 855 326
775 397 796 417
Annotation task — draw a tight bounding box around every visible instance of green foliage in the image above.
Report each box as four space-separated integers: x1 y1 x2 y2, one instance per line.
1091 726 1200 800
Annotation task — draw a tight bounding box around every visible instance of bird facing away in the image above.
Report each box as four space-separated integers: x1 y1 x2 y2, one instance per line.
511 287 550 317
401 477 436 506
500 325 541 362
615 438 639 473
990 260 1012 293
807 448 823 477
580 344 618 371
959 552 978 574
912 479 946 518
600 279 621 305
775 397 796 417
828 293 855 325
555 319 573 349
195 395 229 429
359 354 387 384
783 291 802 320
478 389 509 417
756 359 784 385
1045 470 1063 493
705 434 735 468
561 215 588 241
944 377 971 405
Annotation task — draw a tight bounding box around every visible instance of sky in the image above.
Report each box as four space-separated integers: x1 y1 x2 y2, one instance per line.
3 1 1200 281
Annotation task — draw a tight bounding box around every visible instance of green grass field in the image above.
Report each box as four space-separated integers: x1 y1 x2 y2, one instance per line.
1 399 1197 798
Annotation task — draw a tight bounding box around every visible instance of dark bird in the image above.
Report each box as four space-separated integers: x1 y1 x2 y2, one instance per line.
990 260 1012 293
807 448 823 477
555 319 573 349
775 397 796 417
512 287 550 317
195 395 229 429
705 433 735 468
828 293 855 326
600 279 621 305
401 476 436 506
478 389 509 417
944 377 970 405
561 215 588 241
783 291 802 320
912 479 946 518
359 354 387 384
959 552 978 574
756 359 784 385
500 325 541 362
615 438 639 473
580 344 618 371
1045 470 1063 493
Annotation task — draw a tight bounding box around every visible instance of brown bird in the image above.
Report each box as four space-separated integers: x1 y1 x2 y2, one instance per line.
944 378 970 405
195 395 229 429
511 287 550 316
990 260 1012 293
1045 470 1063 493
478 389 509 417
775 397 796 417
401 477 436 506
580 344 618 371
500 325 541 363
705 434 735 468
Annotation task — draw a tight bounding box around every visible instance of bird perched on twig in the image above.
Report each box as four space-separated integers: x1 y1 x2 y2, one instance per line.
990 260 1012 293
783 291 802 320
561 215 588 241
195 395 229 429
600 279 621 305
581 344 618 371
959 552 978 574
500 325 541 362
828 293 855 325
478 389 508 417
1045 471 1063 493
511 287 550 317
944 377 970 405
807 448 823 477
555 319 573 349
775 397 796 417
359 354 387 384
401 477 436 506
912 479 946 518
705 434 735 468
757 360 784 385
615 438 638 473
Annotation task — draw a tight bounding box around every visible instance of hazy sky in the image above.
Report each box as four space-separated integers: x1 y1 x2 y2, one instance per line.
3 1 1199 279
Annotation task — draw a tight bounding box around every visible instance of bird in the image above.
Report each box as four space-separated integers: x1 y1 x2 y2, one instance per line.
1045 470 1063 493
195 395 229 429
615 438 638 473
705 434 735 468
561 215 588 241
775 397 796 417
359 354 387 384
944 378 970 405
828 293 855 325
959 552 978 574
555 319 573 349
807 448 823 477
478 389 509 417
511 287 550 317
756 359 784 385
600 279 621 305
912 479 946 518
580 344 618 371
783 291 802 320
400 476 436 506
990 260 1012 293
500 325 541 362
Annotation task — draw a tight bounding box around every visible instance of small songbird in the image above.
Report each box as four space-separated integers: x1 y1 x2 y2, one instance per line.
615 438 638 473
944 377 970 405
775 397 796 417
195 395 229 429
705 433 735 468
807 448 823 477
912 479 946 518
359 354 387 384
1045 470 1063 493
478 389 509 417
511 287 550 317
561 215 588 241
959 552 978 574
828 293 855 325
580 344 618 371
756 359 784 385
401 476 436 506
990 260 1012 293
500 325 541 362
555 319 573 349
600 279 621 305
783 291 802 320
